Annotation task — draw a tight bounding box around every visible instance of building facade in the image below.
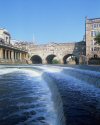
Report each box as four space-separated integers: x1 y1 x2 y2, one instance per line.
0 28 11 44
0 28 28 64
86 17 100 58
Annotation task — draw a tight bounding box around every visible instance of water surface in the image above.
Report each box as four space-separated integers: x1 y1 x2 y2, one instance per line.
0 65 100 125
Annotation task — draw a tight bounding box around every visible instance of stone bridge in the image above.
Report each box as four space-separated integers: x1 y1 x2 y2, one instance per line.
28 42 86 64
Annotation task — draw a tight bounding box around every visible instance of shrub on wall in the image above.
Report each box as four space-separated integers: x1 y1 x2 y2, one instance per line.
52 59 60 64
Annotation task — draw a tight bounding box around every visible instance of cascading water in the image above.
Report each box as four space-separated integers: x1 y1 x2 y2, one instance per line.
0 65 100 125
30 65 100 125
0 68 66 125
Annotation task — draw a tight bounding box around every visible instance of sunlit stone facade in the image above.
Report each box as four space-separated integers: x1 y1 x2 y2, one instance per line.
86 18 100 58
0 28 28 64
0 28 11 44
29 42 86 64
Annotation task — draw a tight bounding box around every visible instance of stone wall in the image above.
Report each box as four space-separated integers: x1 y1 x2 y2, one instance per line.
29 42 86 64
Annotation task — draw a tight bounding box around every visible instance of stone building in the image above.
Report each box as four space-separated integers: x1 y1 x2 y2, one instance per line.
0 28 11 44
85 17 100 58
0 28 28 64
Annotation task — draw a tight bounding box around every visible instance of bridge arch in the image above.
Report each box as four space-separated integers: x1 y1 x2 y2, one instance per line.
46 54 57 64
63 54 79 64
31 55 42 64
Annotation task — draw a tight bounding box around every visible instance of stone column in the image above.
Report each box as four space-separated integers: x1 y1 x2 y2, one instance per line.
8 50 11 59
15 52 17 60
18 53 20 60
0 48 3 59
22 53 24 59
16 52 17 60
11 51 14 63
19 53 22 60
10 50 12 59
23 53 25 59
16 52 19 60
25 53 29 59
16 52 18 60
6 50 9 59
5 49 7 59
14 51 15 60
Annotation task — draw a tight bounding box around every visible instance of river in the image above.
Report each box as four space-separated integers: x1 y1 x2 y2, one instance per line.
0 65 100 125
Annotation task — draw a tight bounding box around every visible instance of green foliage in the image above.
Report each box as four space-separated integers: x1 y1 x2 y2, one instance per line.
52 59 60 64
94 33 100 45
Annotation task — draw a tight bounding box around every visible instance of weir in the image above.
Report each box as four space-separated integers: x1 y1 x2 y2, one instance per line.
0 65 100 125
0 68 66 125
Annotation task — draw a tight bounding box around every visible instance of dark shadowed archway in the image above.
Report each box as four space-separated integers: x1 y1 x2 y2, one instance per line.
31 55 42 64
46 54 56 64
63 54 79 64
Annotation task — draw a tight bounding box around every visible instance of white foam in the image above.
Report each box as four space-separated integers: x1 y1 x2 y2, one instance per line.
0 68 20 75
62 67 100 77
20 69 42 77
38 65 100 78
33 65 62 73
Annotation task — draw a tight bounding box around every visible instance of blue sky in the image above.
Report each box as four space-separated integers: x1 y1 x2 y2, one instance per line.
0 0 100 44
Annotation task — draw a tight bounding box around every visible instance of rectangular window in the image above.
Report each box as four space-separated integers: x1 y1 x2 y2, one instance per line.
94 31 97 36
96 24 99 28
91 47 94 51
91 31 98 37
91 40 93 45
94 24 96 28
91 31 94 37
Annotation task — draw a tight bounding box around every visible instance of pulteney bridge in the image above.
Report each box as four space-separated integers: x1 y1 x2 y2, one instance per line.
29 42 86 64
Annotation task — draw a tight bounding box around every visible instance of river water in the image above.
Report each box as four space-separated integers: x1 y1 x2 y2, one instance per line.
0 65 100 125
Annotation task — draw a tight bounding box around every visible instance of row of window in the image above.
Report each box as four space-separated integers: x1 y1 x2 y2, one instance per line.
92 23 100 29
91 31 100 37
91 47 100 51
91 40 95 45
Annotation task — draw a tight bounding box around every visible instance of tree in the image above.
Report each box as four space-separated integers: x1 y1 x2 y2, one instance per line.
52 59 60 64
94 33 100 45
